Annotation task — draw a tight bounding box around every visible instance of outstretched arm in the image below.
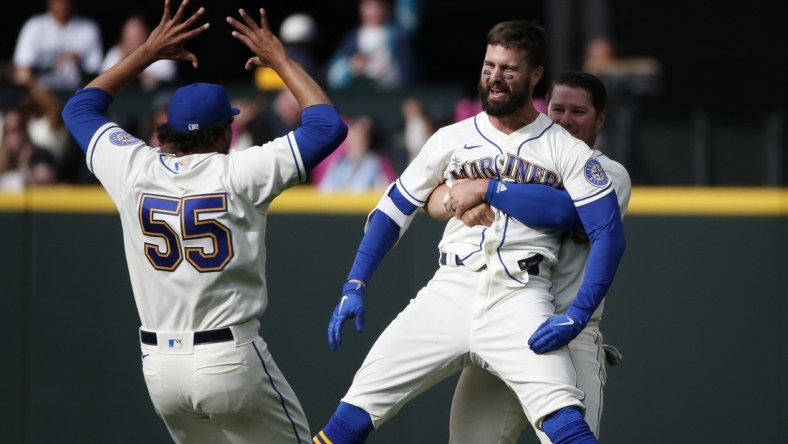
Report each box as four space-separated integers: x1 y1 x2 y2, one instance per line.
87 0 208 97
327 183 419 351
62 0 208 151
227 8 329 110
227 8 346 170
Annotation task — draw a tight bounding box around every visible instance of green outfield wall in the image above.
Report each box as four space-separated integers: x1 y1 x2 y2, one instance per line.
1 186 786 444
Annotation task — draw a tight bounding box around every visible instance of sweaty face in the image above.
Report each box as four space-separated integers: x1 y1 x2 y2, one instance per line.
547 84 603 147
478 45 531 117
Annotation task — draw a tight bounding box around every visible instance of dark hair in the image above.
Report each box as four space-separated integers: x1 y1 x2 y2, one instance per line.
155 120 232 151
546 71 607 115
486 20 547 69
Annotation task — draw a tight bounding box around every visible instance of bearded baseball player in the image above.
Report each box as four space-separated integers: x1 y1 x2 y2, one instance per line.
434 71 631 443
61 2 347 443
312 20 625 444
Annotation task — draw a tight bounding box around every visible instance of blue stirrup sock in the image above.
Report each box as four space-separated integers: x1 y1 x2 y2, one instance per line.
313 402 374 444
542 406 599 444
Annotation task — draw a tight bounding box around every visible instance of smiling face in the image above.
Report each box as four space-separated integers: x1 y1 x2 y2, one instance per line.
547 83 605 147
477 45 539 118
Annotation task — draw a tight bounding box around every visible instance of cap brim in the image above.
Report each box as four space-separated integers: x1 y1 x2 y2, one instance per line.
232 107 241 116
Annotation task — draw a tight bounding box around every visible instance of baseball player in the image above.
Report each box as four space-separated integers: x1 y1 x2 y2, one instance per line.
432 71 631 443
60 2 347 443
312 20 625 444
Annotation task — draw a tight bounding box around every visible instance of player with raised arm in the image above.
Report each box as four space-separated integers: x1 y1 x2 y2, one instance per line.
432 71 631 443
60 2 347 443
312 20 625 444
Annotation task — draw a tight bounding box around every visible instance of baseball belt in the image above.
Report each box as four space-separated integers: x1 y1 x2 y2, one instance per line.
139 327 234 346
439 252 543 275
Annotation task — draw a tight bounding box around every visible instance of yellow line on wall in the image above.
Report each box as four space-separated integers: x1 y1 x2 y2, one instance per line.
1 185 787 216
628 187 788 215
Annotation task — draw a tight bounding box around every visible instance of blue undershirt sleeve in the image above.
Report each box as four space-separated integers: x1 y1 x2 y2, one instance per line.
571 192 626 317
346 185 418 284
61 87 114 153
485 179 582 230
293 104 348 171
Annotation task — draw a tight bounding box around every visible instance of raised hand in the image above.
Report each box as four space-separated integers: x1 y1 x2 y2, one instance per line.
226 7 331 110
226 8 287 71
84 0 208 96
145 0 210 68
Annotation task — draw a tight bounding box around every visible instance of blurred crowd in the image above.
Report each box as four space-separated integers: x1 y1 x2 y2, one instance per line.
0 0 444 193
2 0 666 193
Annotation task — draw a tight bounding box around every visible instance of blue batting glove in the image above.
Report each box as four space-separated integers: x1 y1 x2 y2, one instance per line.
328 281 366 351
527 306 589 354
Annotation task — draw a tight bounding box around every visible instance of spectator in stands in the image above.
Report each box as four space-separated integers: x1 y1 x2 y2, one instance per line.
9 67 72 166
0 106 58 191
101 14 176 91
327 0 418 90
401 97 436 161
12 0 103 92
318 115 396 193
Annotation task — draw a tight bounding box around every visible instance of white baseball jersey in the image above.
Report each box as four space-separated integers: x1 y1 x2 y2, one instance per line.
342 111 617 430
397 111 613 280
448 151 632 444
86 122 306 332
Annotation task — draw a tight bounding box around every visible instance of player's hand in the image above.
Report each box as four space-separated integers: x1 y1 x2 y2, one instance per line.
145 0 210 69
445 179 489 219
458 203 495 227
527 306 589 354
227 8 287 71
328 281 366 351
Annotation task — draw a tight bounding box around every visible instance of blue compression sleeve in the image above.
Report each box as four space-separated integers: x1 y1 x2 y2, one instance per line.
485 179 582 230
294 104 348 171
542 407 597 443
61 88 114 153
316 402 373 444
347 185 417 284
572 192 626 317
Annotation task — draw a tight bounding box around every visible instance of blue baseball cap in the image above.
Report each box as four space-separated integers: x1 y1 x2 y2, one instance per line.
166 83 241 132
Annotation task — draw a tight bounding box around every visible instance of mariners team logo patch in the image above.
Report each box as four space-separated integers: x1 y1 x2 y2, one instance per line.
109 130 142 146
584 159 609 187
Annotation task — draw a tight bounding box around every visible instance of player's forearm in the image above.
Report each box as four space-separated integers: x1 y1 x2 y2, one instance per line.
348 184 419 284
274 58 333 109
347 210 400 284
571 193 626 317
486 180 582 229
425 184 452 221
84 46 157 97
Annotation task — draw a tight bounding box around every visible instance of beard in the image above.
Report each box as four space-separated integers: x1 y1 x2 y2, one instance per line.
478 78 531 117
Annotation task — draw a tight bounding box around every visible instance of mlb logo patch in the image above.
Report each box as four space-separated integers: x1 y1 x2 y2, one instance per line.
168 339 183 349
